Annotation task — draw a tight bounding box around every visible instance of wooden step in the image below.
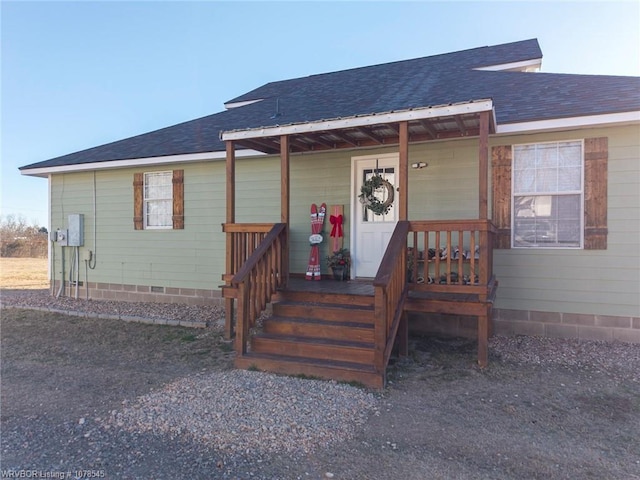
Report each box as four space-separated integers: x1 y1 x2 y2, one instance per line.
250 334 375 365
276 289 374 308
234 284 384 389
263 317 374 343
235 353 383 389
272 301 374 324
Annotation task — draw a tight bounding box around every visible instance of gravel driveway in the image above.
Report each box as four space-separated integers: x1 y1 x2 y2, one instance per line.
1 290 639 479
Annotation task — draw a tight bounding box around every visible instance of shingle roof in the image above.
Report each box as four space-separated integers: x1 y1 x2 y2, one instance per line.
20 38 640 171
225 39 544 106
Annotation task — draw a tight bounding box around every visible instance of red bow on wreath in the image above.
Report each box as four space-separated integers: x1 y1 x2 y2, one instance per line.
330 214 343 238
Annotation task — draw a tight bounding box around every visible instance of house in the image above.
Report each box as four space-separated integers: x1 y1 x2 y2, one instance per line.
20 39 640 388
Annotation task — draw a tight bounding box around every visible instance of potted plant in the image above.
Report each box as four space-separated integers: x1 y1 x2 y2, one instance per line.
326 248 351 281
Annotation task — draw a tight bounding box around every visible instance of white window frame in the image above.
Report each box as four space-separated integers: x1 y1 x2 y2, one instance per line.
511 140 585 249
143 171 173 230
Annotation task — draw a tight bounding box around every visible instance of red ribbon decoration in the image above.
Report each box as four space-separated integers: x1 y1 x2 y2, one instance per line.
330 214 343 238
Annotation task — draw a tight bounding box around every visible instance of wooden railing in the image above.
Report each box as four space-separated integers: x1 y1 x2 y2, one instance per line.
407 219 497 297
222 223 280 284
226 223 287 356
373 221 410 376
372 219 497 384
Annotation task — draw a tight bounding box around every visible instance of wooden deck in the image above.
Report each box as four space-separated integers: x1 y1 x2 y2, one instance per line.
224 219 497 389
286 276 375 296
286 276 498 304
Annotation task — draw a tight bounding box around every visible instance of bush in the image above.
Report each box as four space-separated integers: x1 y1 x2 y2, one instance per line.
0 214 48 258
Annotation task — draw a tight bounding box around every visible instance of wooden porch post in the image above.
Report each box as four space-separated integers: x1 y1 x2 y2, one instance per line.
478 111 490 220
399 121 409 221
226 140 236 224
280 135 290 282
224 140 236 340
478 111 490 366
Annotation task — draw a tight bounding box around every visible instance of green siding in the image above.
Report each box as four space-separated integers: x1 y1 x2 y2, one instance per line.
289 151 356 275
235 157 281 223
49 124 640 318
490 125 640 317
51 162 226 290
407 141 480 220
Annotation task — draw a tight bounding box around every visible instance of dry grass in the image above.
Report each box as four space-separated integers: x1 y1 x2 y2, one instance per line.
0 257 48 289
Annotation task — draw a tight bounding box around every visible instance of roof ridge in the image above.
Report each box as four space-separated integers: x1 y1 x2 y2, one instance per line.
306 38 540 77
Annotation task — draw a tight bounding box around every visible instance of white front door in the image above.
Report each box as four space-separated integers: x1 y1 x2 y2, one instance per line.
351 153 399 278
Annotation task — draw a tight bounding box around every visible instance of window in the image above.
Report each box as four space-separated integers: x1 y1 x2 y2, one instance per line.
512 141 583 248
133 170 184 230
144 171 173 228
491 137 609 250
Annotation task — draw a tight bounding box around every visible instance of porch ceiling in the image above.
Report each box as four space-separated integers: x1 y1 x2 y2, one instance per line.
222 100 496 155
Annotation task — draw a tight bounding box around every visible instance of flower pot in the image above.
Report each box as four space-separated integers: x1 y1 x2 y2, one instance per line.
331 266 346 281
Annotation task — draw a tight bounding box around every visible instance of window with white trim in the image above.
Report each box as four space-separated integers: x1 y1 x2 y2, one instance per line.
512 141 583 248
144 171 173 229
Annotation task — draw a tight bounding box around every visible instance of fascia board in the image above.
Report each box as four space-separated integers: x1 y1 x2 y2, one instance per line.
474 58 542 72
224 98 264 109
20 149 265 178
221 100 495 141
496 111 640 135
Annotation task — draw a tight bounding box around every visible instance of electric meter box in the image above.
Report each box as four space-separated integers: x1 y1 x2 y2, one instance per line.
67 214 84 247
55 229 68 246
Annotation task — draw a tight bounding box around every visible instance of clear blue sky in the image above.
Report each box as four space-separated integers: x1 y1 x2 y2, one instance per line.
2 1 639 228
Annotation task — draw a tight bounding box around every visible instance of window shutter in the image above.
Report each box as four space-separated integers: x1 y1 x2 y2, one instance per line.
172 169 184 230
584 137 608 249
491 145 512 249
133 173 144 230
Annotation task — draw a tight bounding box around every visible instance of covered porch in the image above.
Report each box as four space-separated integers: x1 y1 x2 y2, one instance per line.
220 100 498 389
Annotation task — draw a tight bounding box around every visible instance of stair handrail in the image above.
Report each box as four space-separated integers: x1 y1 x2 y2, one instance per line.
232 222 287 357
372 220 410 383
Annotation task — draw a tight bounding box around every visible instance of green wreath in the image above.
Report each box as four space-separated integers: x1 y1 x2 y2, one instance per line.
358 175 395 216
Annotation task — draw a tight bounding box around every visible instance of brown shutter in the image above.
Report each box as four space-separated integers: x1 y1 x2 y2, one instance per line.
584 137 608 249
172 169 184 230
491 145 512 249
133 173 144 230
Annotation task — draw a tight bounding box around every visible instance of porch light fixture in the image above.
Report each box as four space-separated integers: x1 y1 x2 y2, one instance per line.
411 162 428 169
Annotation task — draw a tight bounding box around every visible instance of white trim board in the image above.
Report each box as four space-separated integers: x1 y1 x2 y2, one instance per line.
20 149 266 178
496 111 640 135
474 58 542 72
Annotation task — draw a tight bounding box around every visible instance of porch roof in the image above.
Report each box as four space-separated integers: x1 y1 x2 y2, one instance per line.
220 99 497 154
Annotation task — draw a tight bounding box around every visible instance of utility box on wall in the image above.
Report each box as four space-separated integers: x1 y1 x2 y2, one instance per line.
55 229 68 246
68 214 84 247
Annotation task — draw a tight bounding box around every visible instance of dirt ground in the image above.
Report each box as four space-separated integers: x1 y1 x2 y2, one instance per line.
1 306 639 480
